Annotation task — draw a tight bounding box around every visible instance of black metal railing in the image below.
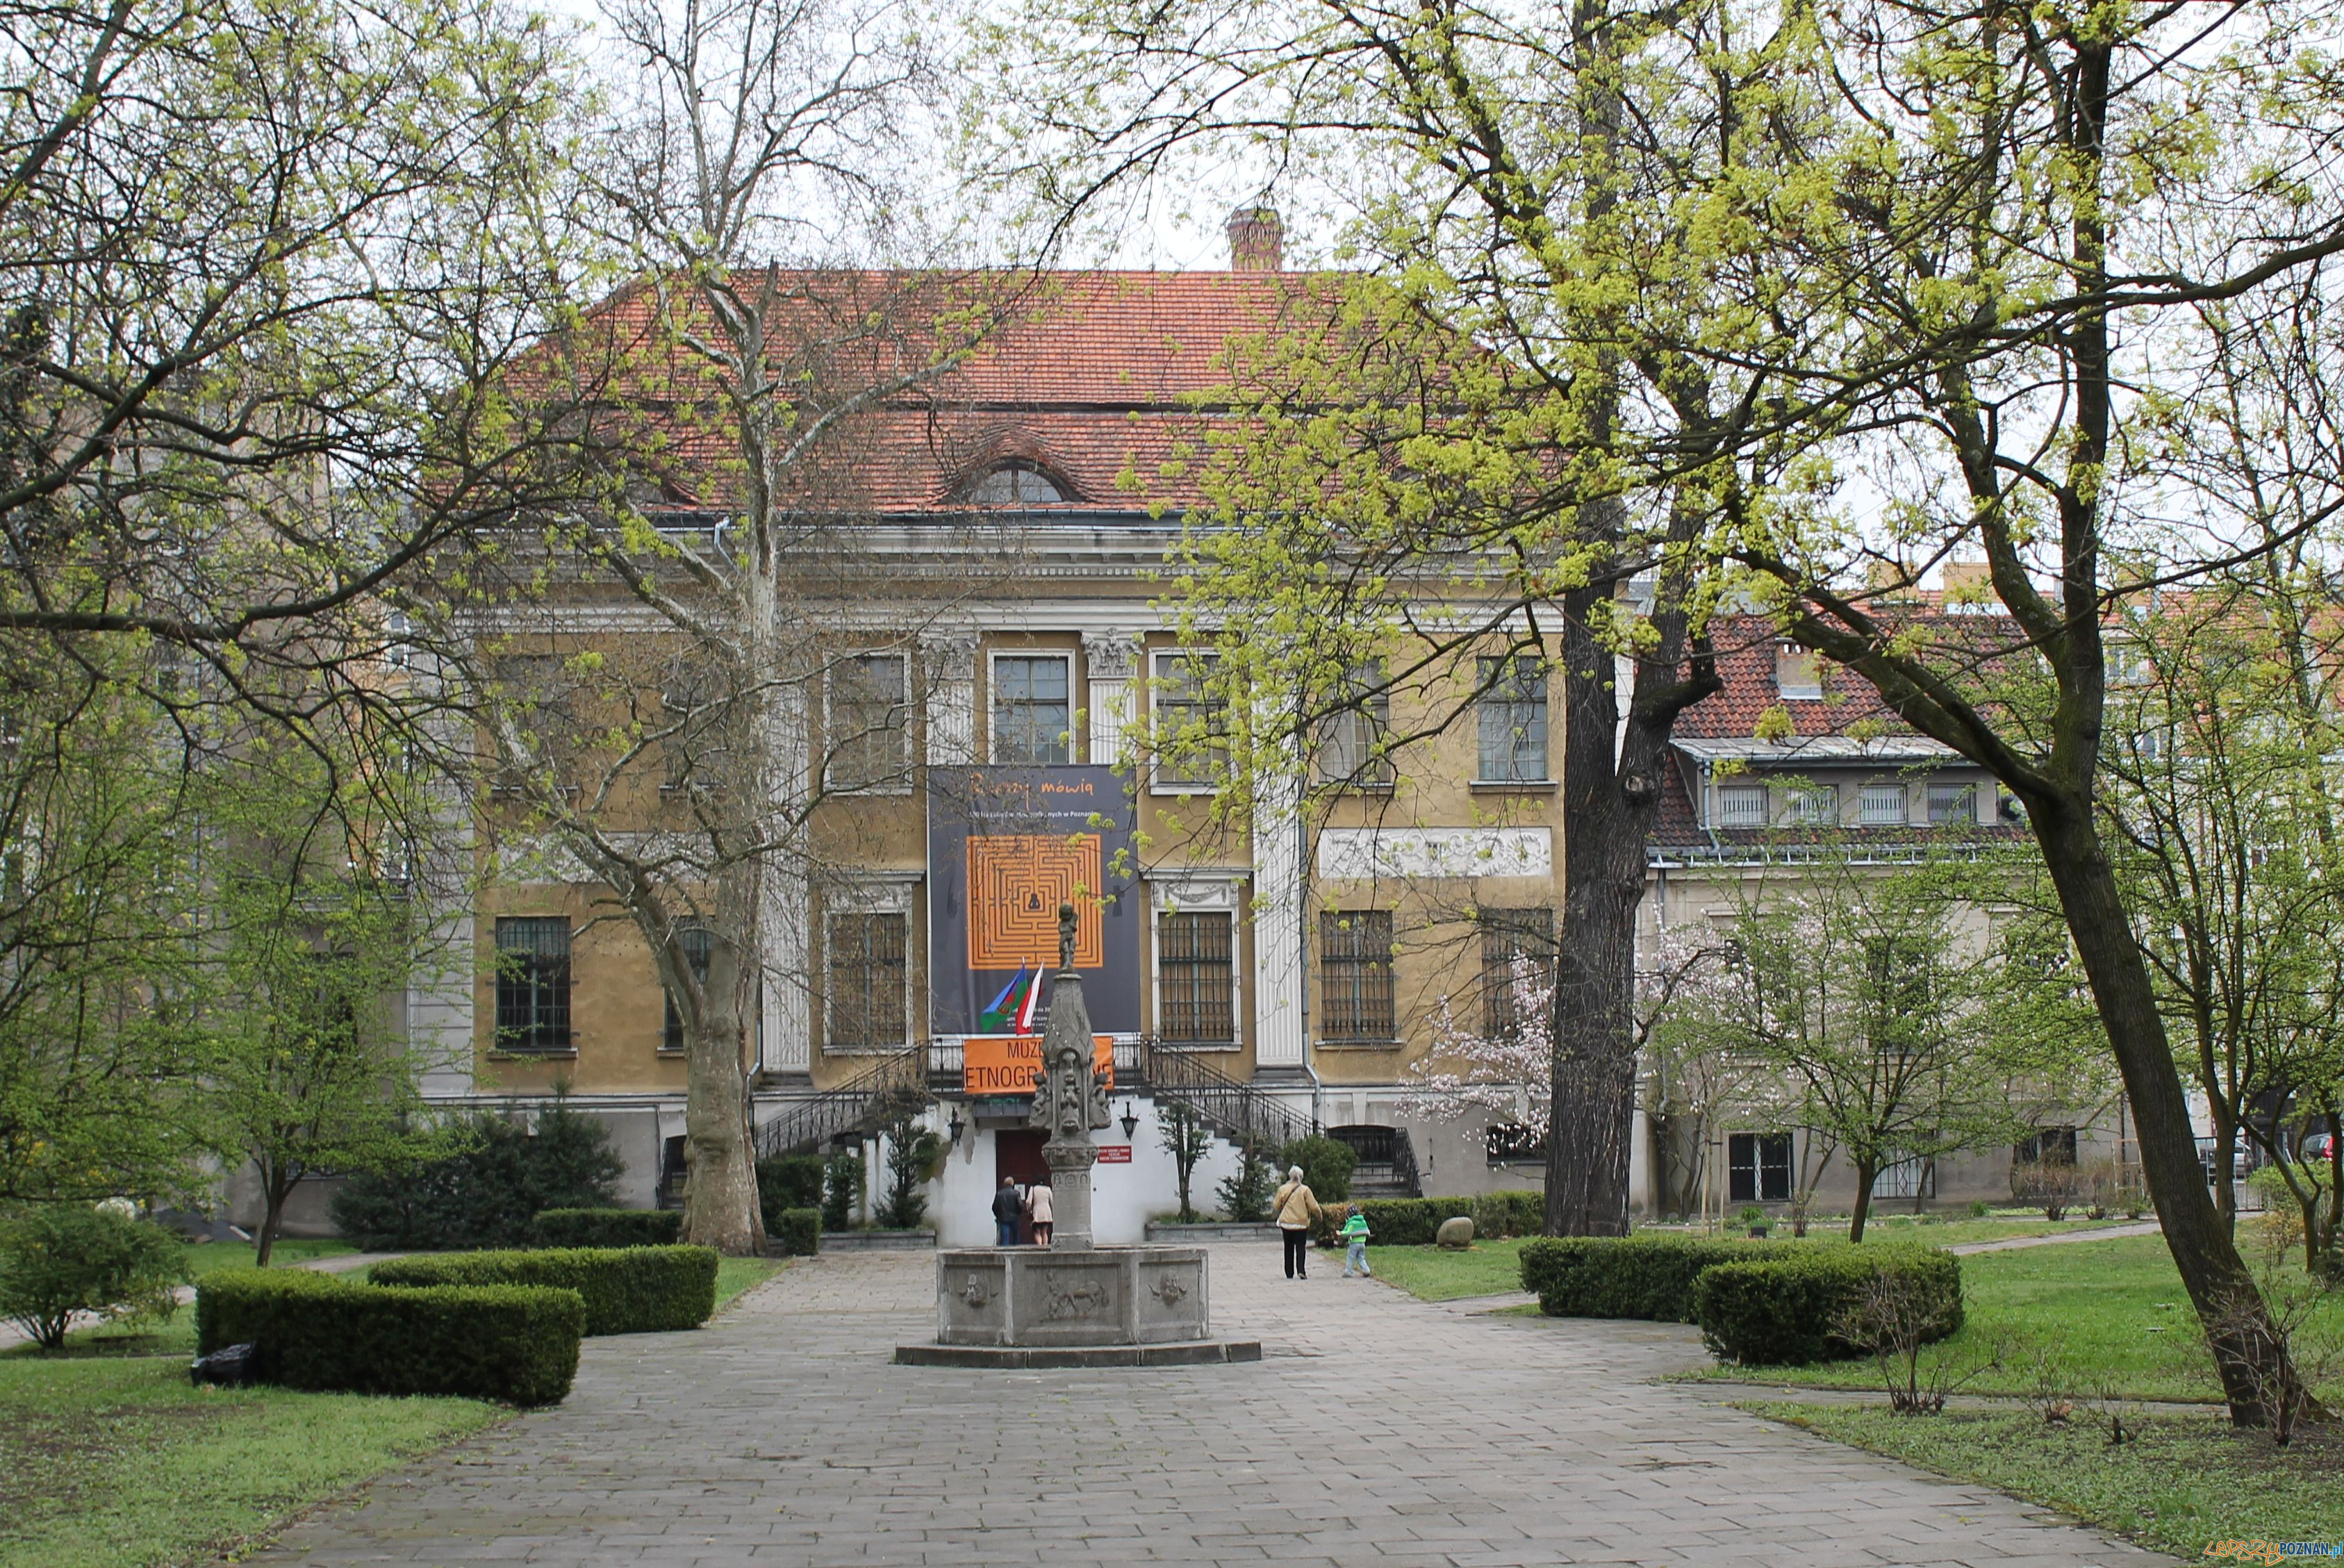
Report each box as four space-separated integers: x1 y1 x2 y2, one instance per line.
754 1046 929 1158
1390 1125 1423 1198
1139 1036 1314 1150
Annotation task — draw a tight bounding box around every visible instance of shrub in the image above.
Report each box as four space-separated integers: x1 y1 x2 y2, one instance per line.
2009 1158 2089 1222
1311 1200 1354 1248
875 1119 942 1230
757 1154 825 1235
331 1103 624 1251
198 1267 582 1405
1216 1141 1276 1222
1692 1248 1963 1367
772 1207 819 1256
1519 1234 1799 1321
1279 1136 1359 1203
821 1151 861 1230
0 1205 189 1350
529 1208 683 1248
370 1245 718 1336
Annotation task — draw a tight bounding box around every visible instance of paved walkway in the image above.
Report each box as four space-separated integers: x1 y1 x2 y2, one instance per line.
1951 1222 2161 1255
248 1245 2171 1567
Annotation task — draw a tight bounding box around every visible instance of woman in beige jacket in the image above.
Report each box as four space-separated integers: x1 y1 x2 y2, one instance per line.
1272 1166 1322 1280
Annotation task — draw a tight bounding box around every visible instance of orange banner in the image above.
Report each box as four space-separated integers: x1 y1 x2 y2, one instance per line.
961 1034 1114 1096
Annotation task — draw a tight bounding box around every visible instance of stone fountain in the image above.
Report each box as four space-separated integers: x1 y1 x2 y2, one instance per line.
895 905 1260 1369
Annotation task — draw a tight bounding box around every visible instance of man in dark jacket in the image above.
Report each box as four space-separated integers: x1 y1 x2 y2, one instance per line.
992 1177 1024 1246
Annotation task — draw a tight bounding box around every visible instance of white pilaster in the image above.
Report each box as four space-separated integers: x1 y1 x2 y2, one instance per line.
1082 632 1139 765
1078 628 1134 764
1249 753 1307 1071
759 679 814 1076
921 632 979 766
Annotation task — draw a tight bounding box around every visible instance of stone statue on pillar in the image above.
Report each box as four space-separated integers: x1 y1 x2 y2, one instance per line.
1030 902 1109 1248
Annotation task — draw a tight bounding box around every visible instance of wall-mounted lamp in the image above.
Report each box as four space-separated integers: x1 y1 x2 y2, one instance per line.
948 1108 966 1145
1119 1100 1139 1139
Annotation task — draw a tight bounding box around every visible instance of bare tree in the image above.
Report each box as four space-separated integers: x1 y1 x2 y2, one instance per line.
456 0 1032 1253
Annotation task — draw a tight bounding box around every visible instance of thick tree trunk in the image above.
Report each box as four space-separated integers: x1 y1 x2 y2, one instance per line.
680 991 765 1257
679 924 766 1257
1848 1161 1876 1243
1542 559 1716 1235
2030 797 2305 1426
1544 777 1646 1234
1543 586 1649 1236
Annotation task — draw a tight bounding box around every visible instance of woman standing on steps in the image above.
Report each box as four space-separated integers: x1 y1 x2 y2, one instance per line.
1273 1166 1321 1280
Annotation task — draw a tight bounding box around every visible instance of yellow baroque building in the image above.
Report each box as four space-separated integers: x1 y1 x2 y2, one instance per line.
393 212 1574 1246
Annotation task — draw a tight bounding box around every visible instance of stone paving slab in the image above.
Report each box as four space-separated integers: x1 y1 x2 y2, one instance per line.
244 1244 2174 1567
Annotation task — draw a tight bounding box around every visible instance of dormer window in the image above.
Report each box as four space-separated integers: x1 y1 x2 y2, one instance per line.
1775 644 1822 700
964 462 1068 506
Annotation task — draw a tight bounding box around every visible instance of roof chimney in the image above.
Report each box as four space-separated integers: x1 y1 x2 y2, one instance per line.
1227 205 1283 272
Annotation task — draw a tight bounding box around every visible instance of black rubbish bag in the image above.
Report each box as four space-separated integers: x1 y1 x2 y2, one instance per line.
190 1342 257 1387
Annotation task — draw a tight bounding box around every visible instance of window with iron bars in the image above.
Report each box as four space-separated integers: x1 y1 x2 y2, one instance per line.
1157 911 1236 1044
1319 910 1396 1041
827 912 907 1051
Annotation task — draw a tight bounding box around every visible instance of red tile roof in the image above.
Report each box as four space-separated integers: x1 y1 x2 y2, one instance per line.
532 268 1344 515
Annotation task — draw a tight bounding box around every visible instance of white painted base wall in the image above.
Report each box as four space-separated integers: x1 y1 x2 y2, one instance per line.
927 1098 1249 1248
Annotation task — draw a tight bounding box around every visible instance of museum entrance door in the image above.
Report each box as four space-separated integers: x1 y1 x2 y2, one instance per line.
995 1128 1048 1243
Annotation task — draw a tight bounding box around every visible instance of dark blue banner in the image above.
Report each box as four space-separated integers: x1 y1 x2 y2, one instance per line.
927 766 1139 1035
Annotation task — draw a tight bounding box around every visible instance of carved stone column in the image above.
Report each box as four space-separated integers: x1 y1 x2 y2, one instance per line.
1082 632 1139 766
1032 903 1109 1250
921 632 979 767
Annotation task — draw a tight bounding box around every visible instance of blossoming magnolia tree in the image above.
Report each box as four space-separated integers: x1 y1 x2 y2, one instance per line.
1403 926 1747 1225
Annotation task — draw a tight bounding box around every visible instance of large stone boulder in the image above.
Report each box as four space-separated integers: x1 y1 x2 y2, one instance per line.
1435 1216 1475 1251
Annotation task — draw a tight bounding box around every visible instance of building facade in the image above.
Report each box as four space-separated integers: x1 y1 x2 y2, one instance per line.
377 214 1569 1246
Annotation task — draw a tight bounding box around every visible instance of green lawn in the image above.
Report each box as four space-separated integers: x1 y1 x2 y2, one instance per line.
1362 1239 1533 1301
715 1255 785 1311
1795 1214 2143 1248
1685 1235 2343 1403
1750 1403 2344 1560
1633 1214 2143 1248
182 1237 358 1278
0 1353 503 1568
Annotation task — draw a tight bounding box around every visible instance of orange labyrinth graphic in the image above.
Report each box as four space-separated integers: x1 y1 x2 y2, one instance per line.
966 834 1103 969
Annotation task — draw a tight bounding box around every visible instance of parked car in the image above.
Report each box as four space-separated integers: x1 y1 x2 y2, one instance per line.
2300 1131 2335 1162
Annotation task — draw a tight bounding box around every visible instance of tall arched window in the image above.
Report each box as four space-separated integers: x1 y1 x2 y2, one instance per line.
964 462 1068 505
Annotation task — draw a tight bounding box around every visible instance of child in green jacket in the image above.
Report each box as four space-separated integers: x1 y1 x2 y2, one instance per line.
1340 1210 1372 1278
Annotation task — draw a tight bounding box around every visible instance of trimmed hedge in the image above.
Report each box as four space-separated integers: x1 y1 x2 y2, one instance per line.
1691 1247 1963 1367
1350 1197 1478 1246
1472 1191 1544 1239
371 1246 718 1336
529 1208 683 1248
1519 1235 1804 1321
772 1207 819 1257
1314 1192 1547 1247
196 1268 582 1407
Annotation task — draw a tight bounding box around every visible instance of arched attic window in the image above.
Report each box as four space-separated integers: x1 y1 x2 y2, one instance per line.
962 461 1071 506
